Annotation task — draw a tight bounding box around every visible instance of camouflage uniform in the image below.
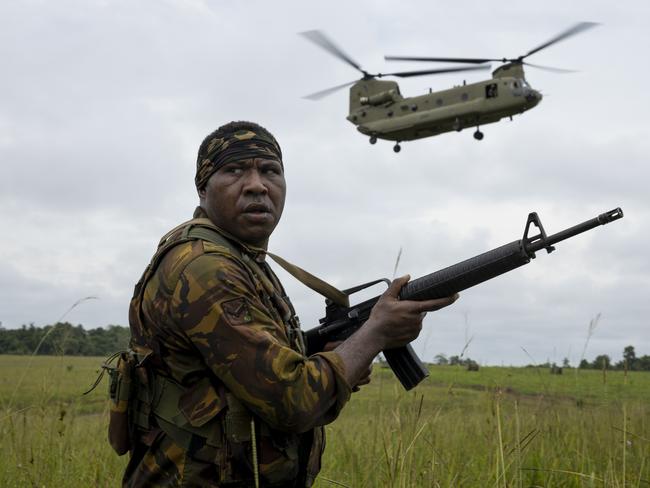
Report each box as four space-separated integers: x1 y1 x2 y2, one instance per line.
124 207 352 487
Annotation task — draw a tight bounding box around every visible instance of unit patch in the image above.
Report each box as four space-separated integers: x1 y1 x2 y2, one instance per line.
221 297 253 325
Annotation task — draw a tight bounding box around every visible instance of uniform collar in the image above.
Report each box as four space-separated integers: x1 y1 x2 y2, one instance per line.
192 206 267 263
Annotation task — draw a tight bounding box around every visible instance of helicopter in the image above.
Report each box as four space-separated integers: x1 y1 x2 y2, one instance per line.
301 23 597 152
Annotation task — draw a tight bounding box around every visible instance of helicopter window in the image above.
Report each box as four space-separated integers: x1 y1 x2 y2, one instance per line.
411 104 418 111
510 80 524 96
436 98 443 106
387 110 394 117
486 83 498 98
461 93 468 101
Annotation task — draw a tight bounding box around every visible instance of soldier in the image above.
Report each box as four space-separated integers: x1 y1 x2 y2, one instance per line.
124 121 458 487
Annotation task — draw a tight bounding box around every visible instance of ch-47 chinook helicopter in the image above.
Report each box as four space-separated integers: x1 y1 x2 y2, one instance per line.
301 22 597 152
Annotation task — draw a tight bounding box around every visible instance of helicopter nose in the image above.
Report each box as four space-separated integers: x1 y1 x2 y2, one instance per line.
525 89 542 105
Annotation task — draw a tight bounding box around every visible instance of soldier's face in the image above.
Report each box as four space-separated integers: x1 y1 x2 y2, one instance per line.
199 157 286 248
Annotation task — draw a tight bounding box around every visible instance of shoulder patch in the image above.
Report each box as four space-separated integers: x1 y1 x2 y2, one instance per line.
221 297 253 325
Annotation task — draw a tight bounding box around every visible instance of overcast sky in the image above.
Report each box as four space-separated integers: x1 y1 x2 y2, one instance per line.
1 0 648 366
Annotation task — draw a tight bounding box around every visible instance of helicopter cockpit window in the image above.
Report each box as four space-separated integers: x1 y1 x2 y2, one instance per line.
485 83 498 98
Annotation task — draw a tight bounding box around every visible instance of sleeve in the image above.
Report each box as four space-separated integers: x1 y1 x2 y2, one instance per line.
172 252 352 433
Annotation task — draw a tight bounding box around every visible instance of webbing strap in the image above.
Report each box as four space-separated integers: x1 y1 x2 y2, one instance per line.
265 251 350 308
186 222 350 308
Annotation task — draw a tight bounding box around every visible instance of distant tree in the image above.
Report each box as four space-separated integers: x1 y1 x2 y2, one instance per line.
579 359 590 369
637 355 650 371
434 354 449 365
592 354 611 370
448 355 461 366
562 357 570 368
622 345 637 371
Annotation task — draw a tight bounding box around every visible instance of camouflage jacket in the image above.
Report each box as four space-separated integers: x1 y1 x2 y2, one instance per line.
124 207 352 487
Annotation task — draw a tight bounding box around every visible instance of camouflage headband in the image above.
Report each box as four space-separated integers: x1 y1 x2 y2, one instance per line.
195 129 283 189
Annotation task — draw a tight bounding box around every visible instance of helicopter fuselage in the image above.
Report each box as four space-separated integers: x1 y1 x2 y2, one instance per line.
347 64 542 142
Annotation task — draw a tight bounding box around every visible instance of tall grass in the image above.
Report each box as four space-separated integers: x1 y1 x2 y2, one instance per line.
1 357 648 487
316 367 649 487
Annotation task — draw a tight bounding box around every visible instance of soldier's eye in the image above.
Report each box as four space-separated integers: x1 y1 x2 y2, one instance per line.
223 165 243 174
263 164 282 175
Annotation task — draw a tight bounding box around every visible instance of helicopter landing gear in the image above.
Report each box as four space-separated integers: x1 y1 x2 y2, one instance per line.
473 129 484 141
453 117 462 132
393 142 401 153
369 135 377 145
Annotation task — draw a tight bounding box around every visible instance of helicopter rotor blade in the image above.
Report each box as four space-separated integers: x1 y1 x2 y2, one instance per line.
385 55 497 64
523 22 599 59
381 64 491 78
302 79 358 101
523 61 577 74
300 30 365 74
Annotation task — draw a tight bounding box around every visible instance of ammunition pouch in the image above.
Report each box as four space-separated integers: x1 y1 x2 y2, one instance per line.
105 350 139 455
146 375 226 453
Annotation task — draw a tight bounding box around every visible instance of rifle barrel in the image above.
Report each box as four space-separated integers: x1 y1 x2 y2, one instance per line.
526 208 623 254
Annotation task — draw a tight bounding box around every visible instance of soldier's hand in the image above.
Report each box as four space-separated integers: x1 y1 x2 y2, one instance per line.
365 275 459 351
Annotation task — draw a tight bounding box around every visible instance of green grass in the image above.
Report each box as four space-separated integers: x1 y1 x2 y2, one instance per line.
317 367 650 487
0 354 107 414
1 356 648 487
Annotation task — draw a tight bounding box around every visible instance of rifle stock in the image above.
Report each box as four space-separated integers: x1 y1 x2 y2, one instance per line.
304 208 623 390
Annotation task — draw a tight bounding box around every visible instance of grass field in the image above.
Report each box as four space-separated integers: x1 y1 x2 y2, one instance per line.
0 355 648 487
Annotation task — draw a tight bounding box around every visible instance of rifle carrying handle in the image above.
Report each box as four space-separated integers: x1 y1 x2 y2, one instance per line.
383 344 429 390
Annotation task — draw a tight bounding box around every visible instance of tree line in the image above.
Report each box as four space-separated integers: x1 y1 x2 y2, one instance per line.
1 324 649 371
0 323 129 356
576 345 650 371
431 345 650 372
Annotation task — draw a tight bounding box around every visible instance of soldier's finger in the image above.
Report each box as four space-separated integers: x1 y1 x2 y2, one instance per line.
385 275 410 298
414 293 459 313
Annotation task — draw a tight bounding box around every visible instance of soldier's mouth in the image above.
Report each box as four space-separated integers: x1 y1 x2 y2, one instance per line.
243 203 271 214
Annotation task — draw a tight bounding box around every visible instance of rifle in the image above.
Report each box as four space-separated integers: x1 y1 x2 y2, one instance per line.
304 208 623 390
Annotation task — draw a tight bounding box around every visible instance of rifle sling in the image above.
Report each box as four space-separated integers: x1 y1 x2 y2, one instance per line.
265 251 350 308
186 221 350 308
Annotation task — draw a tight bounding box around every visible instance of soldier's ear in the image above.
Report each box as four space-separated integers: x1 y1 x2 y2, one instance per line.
198 186 206 199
